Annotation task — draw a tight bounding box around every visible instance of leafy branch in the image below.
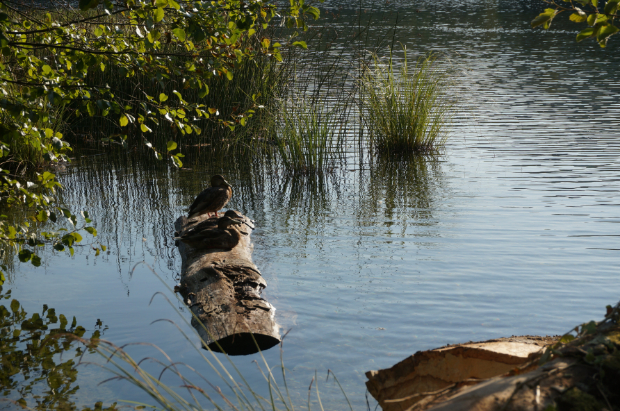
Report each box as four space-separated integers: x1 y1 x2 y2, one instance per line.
532 0 620 46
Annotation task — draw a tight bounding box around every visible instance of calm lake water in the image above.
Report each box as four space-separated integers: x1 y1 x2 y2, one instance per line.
4 0 620 409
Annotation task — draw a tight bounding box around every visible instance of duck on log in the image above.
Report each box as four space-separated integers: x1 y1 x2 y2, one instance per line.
174 178 280 356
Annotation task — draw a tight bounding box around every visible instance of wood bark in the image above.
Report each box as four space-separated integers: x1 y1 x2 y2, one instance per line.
174 211 280 355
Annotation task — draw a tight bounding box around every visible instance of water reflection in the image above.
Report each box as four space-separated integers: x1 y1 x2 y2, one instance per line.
362 154 444 226
0 287 112 410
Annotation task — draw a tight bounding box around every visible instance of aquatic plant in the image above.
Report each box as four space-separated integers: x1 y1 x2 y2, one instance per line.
359 50 456 154
274 94 349 174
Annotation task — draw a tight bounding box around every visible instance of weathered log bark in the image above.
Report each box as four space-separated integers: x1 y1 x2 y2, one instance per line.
174 211 280 355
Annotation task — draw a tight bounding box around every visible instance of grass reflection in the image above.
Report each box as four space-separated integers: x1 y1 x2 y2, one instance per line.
357 154 444 230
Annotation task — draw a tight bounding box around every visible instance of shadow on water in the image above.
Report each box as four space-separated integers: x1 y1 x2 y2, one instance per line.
0 287 113 411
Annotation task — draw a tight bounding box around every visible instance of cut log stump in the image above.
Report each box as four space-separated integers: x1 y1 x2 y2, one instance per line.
174 211 280 355
366 336 558 411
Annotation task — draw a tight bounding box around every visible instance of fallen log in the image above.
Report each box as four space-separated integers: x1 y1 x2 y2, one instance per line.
174 211 280 355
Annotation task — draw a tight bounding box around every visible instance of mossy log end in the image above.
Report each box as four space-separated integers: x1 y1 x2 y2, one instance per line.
174 211 280 356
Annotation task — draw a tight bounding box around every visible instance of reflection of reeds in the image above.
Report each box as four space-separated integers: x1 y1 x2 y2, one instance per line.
358 154 444 229
360 50 456 154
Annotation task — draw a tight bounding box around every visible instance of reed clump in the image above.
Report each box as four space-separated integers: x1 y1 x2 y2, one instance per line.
360 50 456 155
274 94 349 174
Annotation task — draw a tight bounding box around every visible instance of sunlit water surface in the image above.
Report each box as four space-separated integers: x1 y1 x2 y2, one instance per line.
5 0 620 408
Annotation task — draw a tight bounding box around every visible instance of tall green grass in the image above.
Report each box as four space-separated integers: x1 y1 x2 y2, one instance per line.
274 94 349 173
360 50 455 155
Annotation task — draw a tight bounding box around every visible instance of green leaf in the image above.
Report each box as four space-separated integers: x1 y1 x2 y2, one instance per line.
159 93 168 102
292 41 308 49
59 314 67 329
531 8 558 29
587 13 597 26
31 255 41 267
168 0 180 9
604 0 620 14
10 299 19 313
577 27 596 41
172 28 186 41
154 7 165 22
140 124 152 133
559 334 575 344
0 32 8 48
581 320 597 335
18 249 32 262
305 6 320 20
62 234 75 246
172 155 183 168
87 101 96 117
85 226 97 236
598 23 619 42
569 12 587 23
72 232 83 242
120 114 129 127
167 141 177 151
36 210 48 222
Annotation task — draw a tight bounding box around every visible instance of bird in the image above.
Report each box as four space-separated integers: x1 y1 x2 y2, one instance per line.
176 215 246 250
187 175 233 219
